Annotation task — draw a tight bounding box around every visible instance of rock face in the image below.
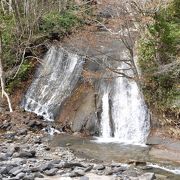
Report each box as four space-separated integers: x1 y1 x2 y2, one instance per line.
56 83 100 135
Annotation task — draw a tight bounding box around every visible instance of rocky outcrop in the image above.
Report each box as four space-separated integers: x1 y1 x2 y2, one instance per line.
56 83 100 135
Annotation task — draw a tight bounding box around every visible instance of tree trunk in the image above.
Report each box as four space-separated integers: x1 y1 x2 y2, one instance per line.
0 29 13 112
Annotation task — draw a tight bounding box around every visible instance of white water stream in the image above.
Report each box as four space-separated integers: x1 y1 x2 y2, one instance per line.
100 92 111 138
99 63 150 144
22 46 83 121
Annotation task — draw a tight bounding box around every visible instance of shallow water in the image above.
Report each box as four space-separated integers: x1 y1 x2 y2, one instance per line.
49 134 180 179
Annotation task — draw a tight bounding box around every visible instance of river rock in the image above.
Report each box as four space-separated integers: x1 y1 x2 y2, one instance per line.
5 164 17 173
74 169 85 176
17 128 28 135
84 165 93 172
0 153 8 161
0 167 7 175
34 172 44 178
23 174 35 180
16 172 25 179
9 166 23 176
30 167 40 172
104 167 113 175
40 163 54 171
93 164 105 170
51 159 61 164
139 173 156 180
123 169 138 177
44 168 58 176
18 150 36 158
11 157 27 165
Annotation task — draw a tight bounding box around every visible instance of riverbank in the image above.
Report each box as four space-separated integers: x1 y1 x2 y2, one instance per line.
0 123 180 180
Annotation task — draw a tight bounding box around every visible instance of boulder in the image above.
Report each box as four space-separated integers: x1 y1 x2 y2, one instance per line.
18 150 36 158
9 167 23 176
40 163 54 172
16 172 25 179
93 164 105 170
44 168 58 176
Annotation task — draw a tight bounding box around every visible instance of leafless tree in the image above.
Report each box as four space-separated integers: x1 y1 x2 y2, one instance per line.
0 27 13 112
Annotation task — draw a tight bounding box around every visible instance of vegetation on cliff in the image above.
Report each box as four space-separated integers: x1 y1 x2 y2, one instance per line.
0 0 92 99
138 0 180 133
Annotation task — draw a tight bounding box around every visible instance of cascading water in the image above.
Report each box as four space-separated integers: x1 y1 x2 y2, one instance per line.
99 63 150 144
101 92 111 138
22 46 83 121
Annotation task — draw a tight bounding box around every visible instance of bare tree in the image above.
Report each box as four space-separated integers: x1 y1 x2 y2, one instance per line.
0 27 13 112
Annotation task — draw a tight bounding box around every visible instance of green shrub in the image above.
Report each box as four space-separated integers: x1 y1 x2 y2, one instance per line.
138 0 180 110
7 61 34 93
40 10 82 34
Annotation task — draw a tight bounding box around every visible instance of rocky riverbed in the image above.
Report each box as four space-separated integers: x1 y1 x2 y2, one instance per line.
0 112 180 180
0 132 156 180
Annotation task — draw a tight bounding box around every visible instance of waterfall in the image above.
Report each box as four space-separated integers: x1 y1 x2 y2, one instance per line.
99 63 150 144
101 92 111 138
22 46 83 121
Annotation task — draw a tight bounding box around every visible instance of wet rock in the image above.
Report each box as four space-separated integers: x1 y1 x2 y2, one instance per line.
9 167 23 176
115 166 128 172
16 172 25 179
93 164 105 170
74 169 85 176
34 172 44 178
40 163 54 171
139 173 156 180
30 167 40 172
141 166 153 170
59 162 85 168
5 164 17 172
11 158 27 165
23 174 35 180
0 167 7 175
104 167 113 175
18 150 36 158
71 92 99 135
51 159 61 164
84 165 93 172
44 168 58 176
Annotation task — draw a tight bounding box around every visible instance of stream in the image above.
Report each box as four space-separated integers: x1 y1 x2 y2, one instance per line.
49 134 180 179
